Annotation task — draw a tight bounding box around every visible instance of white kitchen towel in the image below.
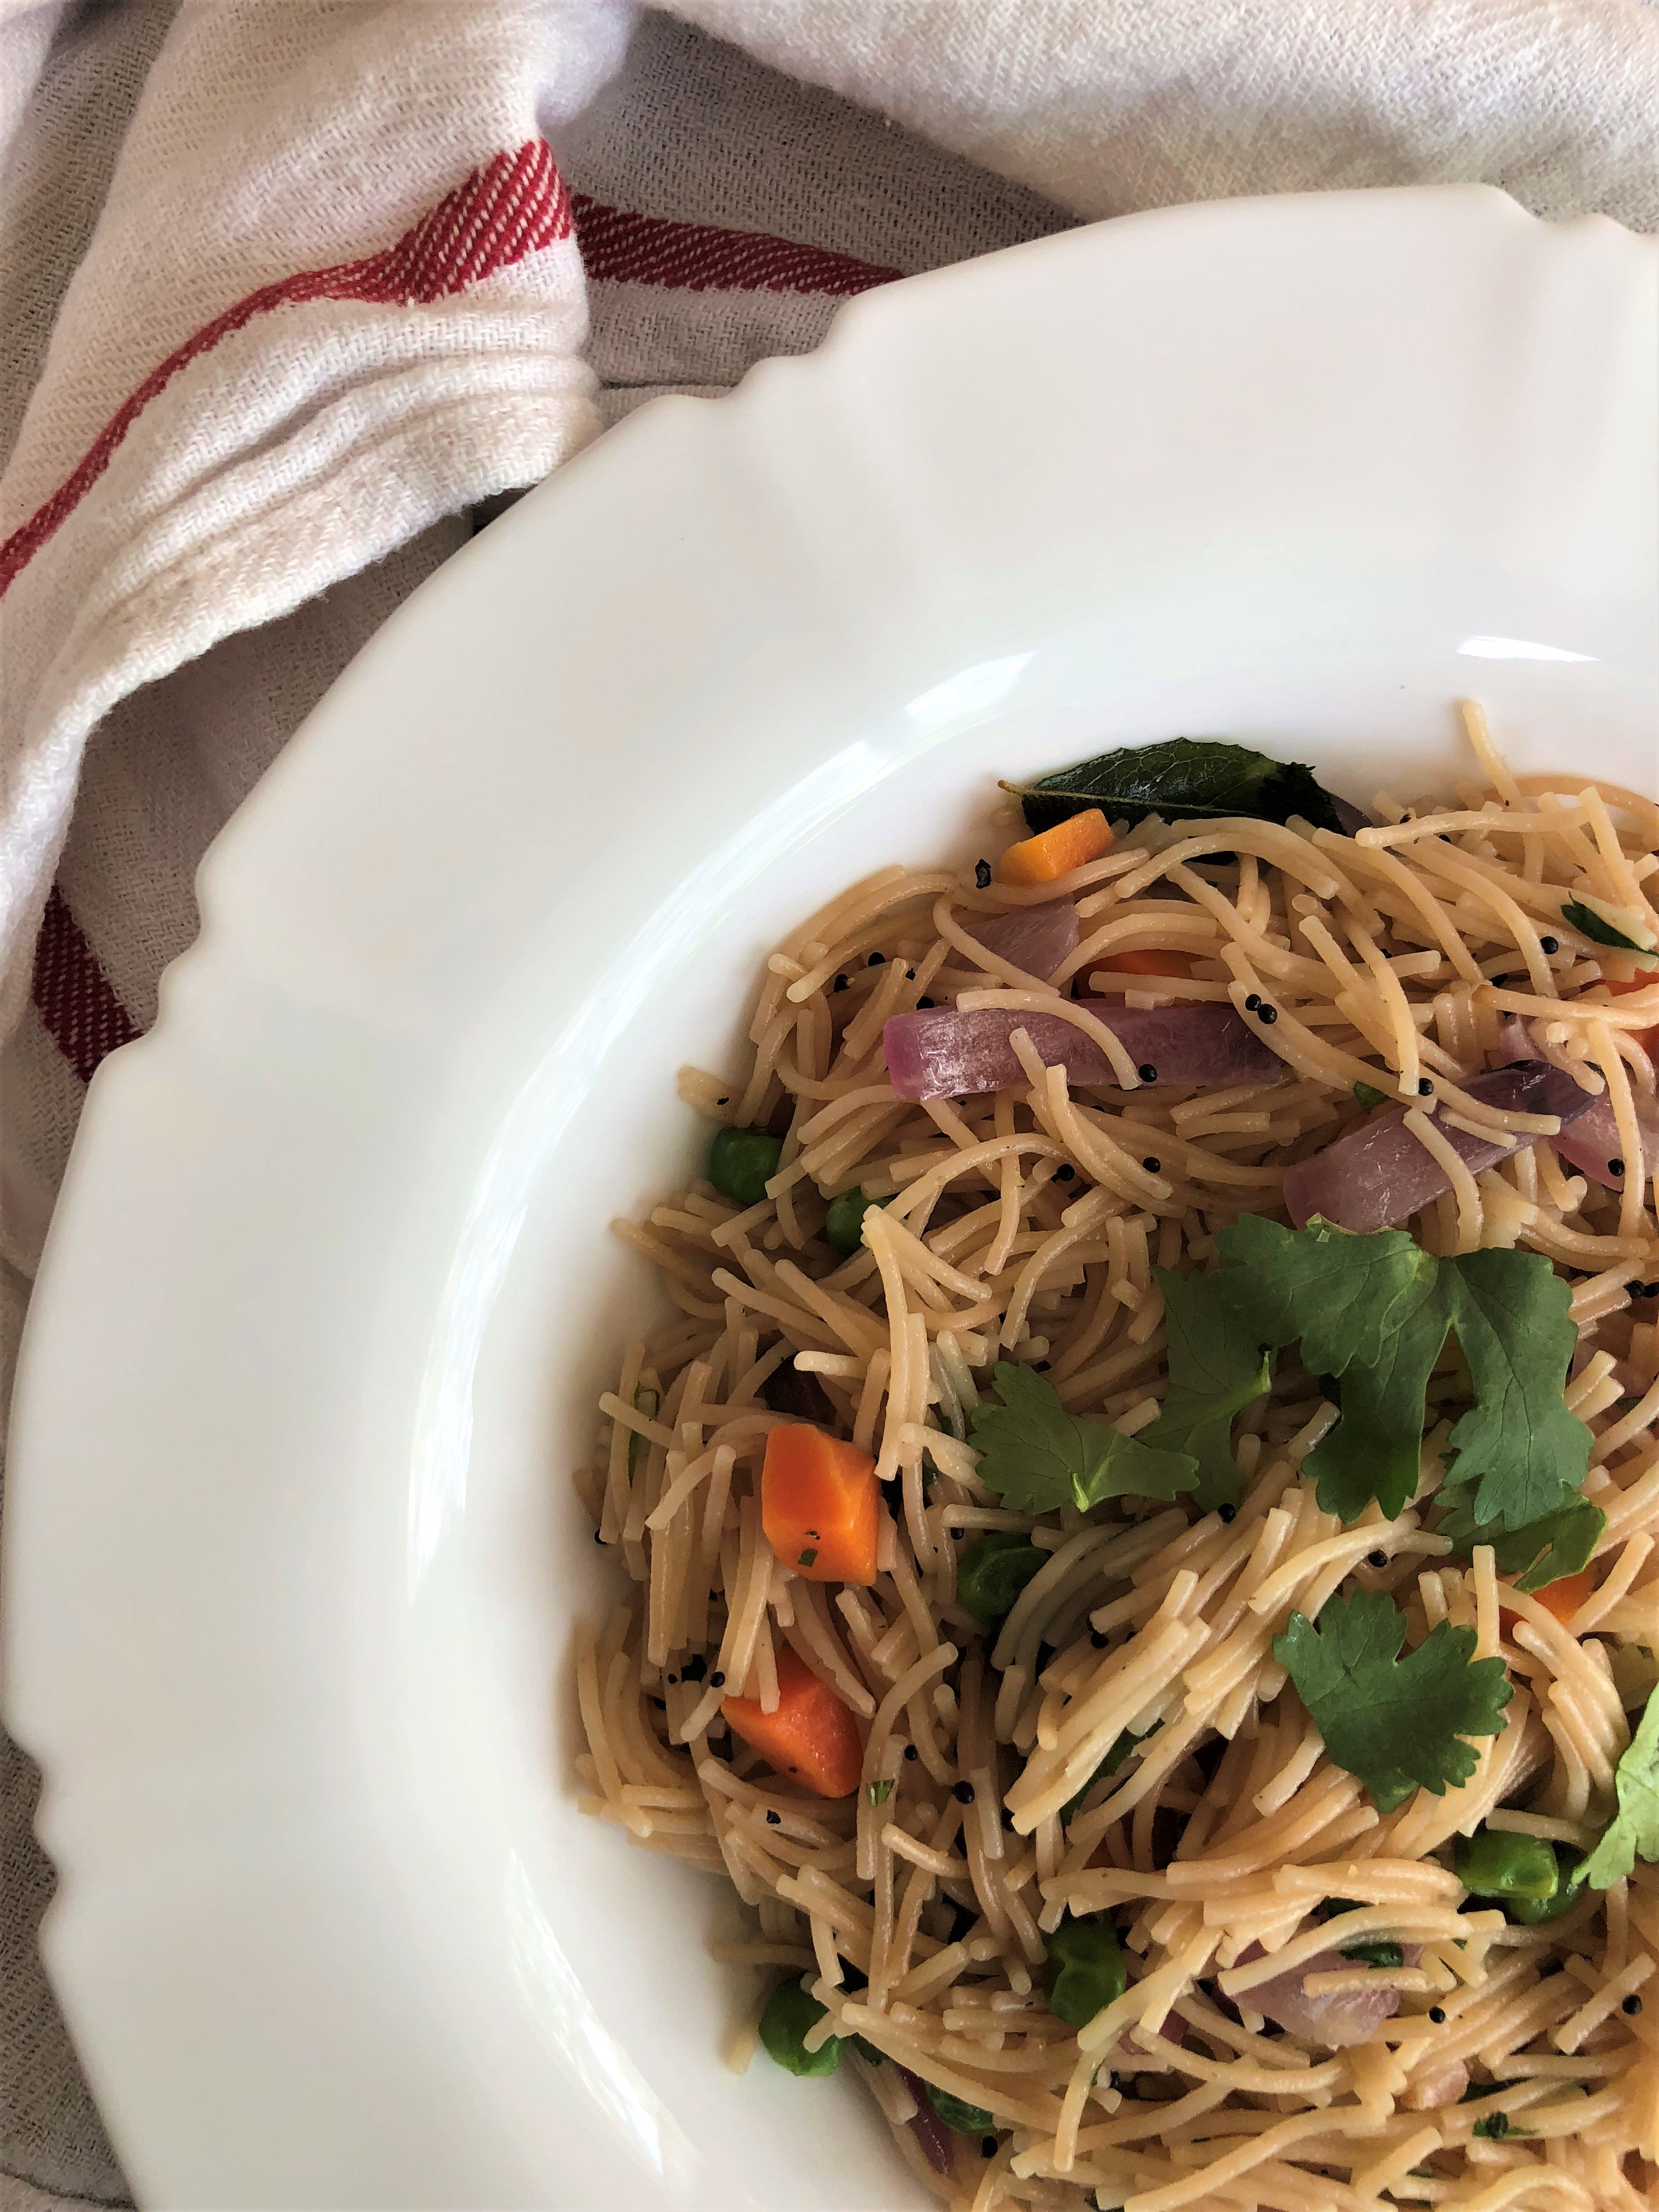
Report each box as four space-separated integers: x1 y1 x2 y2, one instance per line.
2 2 1657 2205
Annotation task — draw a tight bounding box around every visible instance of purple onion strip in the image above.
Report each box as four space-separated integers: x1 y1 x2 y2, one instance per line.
1283 1061 1597 1233
882 1001 1283 1103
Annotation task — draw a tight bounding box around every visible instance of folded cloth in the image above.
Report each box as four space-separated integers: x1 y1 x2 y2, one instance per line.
1 3 1656 2205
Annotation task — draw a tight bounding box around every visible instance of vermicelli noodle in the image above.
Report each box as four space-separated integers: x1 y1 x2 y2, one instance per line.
573 713 1659 2211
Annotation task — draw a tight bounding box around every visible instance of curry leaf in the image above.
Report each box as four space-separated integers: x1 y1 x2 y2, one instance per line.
1004 738 1357 837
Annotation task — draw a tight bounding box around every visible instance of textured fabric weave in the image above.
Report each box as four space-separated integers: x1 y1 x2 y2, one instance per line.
1 3 1655 2203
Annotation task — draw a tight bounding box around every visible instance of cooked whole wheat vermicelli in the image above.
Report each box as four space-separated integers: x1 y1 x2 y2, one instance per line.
573 707 1659 2211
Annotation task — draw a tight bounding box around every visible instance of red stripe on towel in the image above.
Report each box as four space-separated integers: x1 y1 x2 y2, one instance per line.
32 887 140 1083
0 139 572 597
570 195 900 297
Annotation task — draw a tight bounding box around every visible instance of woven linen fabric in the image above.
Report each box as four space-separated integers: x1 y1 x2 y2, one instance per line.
1 3 1655 2204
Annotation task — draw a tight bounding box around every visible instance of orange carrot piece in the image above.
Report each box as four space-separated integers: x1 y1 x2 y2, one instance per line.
1093 946 1200 996
1607 964 1659 1060
761 1422 878 1587
723 1644 864 1798
1498 1567 1596 1637
1000 808 1113 887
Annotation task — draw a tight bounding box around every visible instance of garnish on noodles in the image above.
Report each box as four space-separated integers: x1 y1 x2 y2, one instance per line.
573 707 1659 2210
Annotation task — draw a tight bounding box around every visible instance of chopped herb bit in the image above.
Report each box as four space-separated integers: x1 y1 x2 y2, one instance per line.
1059 1725 1154 1822
927 2084 996 2136
1561 896 1657 955
1340 1938 1405 1968
797 1547 819 1568
969 1362 1199 1516
867 1778 895 1807
1472 2113 1510 2141
1352 1080 1390 1109
1273 1589 1513 1814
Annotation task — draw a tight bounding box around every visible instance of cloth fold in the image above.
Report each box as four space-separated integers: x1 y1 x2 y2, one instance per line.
1 2 1657 2204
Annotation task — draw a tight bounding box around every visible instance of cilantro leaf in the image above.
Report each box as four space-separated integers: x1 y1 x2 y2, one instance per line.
1435 1492 1605 1594
1274 1590 1513 1814
1142 1267 1269 1510
1214 1218 1589 1532
969 1363 1199 1515
1582 1684 1659 1888
1353 1080 1390 1109
1438 1249 1589 1528
1217 1217 1446 1519
1003 738 1356 837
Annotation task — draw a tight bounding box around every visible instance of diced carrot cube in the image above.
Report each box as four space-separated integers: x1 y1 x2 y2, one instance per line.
761 1422 878 1587
1000 808 1113 887
1498 1567 1595 1638
1093 946 1200 996
1606 965 1659 1061
723 1644 864 1798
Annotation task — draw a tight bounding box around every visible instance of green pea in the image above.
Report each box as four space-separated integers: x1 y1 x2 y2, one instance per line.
1508 1849 1586 1927
759 1977 842 2077
1340 1938 1405 1969
1455 1827 1559 1904
927 2084 995 2135
825 1187 888 1255
956 1532 1046 1629
1043 1913 1128 2029
709 1125 783 1206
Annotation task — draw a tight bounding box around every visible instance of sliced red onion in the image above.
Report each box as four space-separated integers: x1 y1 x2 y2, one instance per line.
1239 1942 1418 2049
882 1003 1284 1102
967 900 1080 983
1402 2058 1470 2112
894 2067 956 2174
1104 2008 1188 2063
1493 1015 1533 1065
1283 1062 1597 1233
1492 1017 1658 1190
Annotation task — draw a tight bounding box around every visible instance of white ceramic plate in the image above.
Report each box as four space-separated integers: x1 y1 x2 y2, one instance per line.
5 185 1656 2210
